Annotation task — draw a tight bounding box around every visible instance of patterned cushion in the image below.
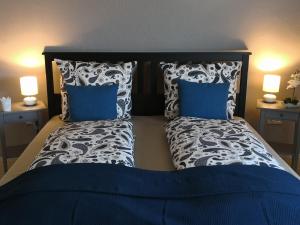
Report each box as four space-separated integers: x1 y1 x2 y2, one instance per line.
29 120 134 170
160 61 242 119
166 117 283 170
55 59 137 121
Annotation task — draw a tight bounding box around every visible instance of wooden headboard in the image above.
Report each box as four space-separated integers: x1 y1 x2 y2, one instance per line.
43 51 251 118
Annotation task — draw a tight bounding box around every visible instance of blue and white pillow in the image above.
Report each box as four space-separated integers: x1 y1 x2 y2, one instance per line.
29 119 135 170
160 61 242 119
166 117 283 170
55 59 137 121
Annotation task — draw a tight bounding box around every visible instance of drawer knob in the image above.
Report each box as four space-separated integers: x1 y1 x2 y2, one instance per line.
19 115 23 119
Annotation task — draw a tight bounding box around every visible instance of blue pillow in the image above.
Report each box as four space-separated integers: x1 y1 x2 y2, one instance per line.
177 80 229 120
65 84 118 122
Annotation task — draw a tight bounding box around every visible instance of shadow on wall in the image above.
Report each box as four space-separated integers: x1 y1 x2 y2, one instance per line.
0 60 23 102
45 29 248 52
0 76 22 103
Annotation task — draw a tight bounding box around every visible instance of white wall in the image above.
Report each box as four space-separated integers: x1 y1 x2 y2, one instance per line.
0 0 300 130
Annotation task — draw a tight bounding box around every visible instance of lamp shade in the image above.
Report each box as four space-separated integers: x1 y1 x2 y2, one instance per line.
263 74 281 93
20 76 38 96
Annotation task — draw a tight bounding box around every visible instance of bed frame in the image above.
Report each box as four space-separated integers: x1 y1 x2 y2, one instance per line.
43 51 251 118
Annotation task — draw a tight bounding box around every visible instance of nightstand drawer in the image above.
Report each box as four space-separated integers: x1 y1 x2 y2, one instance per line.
265 110 299 121
4 111 37 123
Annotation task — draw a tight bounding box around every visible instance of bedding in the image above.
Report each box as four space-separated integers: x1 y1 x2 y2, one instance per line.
166 117 283 170
65 84 118 121
29 119 134 170
0 116 298 187
55 59 137 121
0 163 300 225
160 61 242 119
178 80 229 119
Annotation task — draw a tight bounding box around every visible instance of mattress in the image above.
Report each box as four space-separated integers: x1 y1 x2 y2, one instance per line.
0 116 298 186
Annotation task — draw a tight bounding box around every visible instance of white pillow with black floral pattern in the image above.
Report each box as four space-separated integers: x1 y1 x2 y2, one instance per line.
29 119 135 170
165 117 283 170
160 61 242 119
55 59 137 121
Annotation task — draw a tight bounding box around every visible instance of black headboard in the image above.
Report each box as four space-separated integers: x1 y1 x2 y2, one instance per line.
43 51 251 119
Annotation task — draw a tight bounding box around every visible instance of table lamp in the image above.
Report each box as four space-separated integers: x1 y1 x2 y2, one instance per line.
262 74 281 103
20 76 38 106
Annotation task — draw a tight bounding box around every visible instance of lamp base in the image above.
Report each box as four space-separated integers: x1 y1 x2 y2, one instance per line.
263 94 277 103
23 96 37 106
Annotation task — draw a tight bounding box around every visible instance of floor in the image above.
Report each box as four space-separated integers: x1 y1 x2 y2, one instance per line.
280 155 300 174
269 142 300 174
0 158 17 178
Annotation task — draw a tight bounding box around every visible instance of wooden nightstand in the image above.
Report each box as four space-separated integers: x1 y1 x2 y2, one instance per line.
257 99 300 170
0 101 47 172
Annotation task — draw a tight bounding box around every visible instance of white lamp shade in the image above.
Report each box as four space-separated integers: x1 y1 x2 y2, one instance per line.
20 76 38 96
263 74 281 93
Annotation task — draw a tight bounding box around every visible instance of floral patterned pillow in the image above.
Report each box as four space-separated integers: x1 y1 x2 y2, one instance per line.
55 59 137 121
29 119 135 170
160 61 242 119
165 117 283 170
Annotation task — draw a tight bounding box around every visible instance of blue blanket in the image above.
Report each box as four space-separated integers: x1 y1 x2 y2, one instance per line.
0 164 299 225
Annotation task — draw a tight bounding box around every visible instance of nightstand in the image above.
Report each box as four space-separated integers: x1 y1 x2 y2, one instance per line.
0 101 47 172
257 99 300 170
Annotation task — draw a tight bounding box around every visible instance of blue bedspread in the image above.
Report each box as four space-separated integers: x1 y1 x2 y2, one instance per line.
0 164 299 225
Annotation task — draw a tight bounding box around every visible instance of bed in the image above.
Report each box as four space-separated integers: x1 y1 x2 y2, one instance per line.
0 51 299 225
